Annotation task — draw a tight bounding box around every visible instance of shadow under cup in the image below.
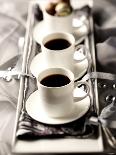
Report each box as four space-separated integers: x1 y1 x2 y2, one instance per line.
37 68 75 118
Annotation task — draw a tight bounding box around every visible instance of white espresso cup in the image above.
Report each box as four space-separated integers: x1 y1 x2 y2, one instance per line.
37 67 90 118
43 7 73 33
41 32 87 73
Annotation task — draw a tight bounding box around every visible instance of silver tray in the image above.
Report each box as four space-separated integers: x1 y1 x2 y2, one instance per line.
12 0 105 154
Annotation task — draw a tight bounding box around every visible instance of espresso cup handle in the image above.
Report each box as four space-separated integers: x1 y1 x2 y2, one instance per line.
74 44 87 63
74 81 90 102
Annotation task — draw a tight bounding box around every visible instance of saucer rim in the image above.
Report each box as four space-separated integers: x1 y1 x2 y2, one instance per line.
25 89 90 125
33 20 86 45
30 52 88 81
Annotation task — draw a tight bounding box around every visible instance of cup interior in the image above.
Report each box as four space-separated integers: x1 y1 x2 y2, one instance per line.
38 68 74 88
42 32 75 51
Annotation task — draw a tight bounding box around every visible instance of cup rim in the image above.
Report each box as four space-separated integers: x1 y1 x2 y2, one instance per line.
41 32 75 52
38 67 74 89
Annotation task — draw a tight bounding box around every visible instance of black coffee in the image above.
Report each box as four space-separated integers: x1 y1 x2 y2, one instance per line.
40 74 70 87
44 39 71 50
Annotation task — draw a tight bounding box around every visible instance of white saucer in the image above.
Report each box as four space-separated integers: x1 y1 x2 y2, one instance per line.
26 88 90 125
30 52 88 81
33 20 88 44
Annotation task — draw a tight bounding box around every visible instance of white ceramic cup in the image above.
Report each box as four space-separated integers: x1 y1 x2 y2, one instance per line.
43 8 74 33
37 67 90 118
41 32 87 73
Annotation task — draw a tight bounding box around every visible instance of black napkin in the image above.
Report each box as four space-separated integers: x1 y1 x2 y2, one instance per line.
16 107 97 140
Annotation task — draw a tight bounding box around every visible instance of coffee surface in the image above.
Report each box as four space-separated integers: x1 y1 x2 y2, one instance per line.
44 39 70 50
40 74 70 87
